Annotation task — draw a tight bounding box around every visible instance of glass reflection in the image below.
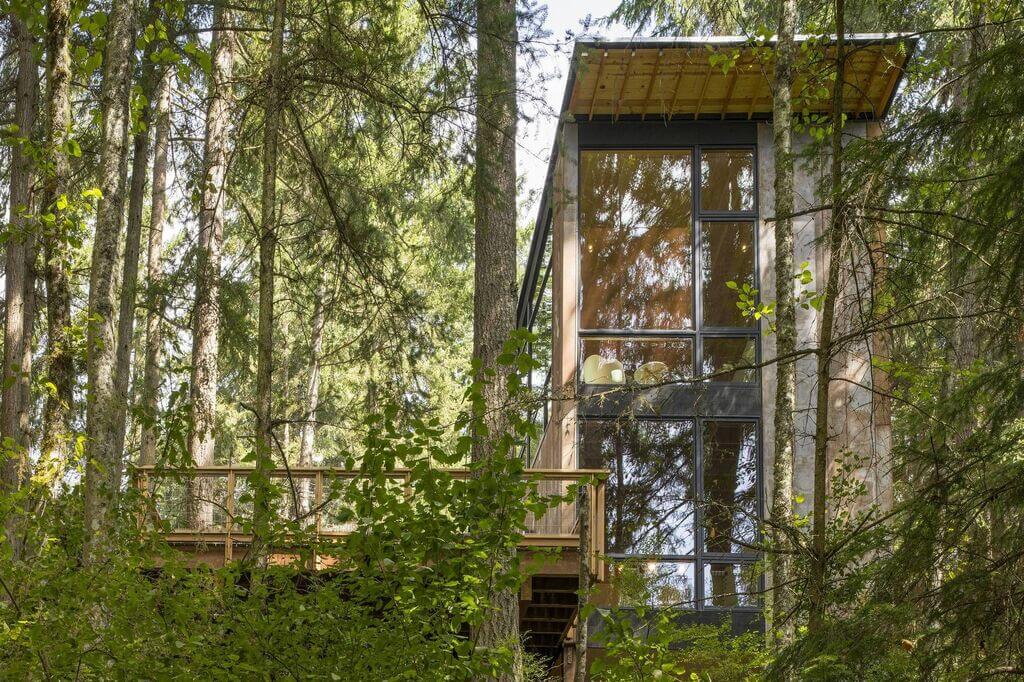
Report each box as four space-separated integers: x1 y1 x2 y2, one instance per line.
703 337 757 383
613 559 697 608
581 336 694 386
702 421 758 554
580 419 695 555
580 150 694 330
701 221 755 327
703 563 761 608
700 149 755 212
529 233 553 391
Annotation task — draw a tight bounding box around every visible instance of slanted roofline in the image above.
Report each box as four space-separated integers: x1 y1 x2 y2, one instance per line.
564 33 917 122
572 32 916 49
516 33 917 326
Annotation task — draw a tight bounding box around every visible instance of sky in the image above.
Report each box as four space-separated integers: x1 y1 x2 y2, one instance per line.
516 2 629 224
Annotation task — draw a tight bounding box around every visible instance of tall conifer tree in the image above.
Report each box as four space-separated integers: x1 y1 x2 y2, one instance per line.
472 0 523 677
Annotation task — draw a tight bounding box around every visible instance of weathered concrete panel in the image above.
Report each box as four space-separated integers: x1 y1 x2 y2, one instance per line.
758 120 893 522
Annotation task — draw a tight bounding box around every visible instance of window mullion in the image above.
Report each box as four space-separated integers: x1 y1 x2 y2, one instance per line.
694 416 704 610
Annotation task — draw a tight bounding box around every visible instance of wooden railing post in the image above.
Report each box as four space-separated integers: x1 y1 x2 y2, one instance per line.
313 471 323 570
135 469 148 529
225 470 235 564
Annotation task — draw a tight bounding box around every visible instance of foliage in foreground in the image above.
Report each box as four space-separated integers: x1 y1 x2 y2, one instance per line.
0 334 565 679
588 561 767 681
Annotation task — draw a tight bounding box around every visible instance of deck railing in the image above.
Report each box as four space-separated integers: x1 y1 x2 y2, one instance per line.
132 465 605 568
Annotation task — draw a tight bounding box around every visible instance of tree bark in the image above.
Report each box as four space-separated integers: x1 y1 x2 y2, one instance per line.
82 0 137 562
574 485 590 682
189 5 236 473
2 11 39 555
139 69 173 466
113 2 165 461
297 276 323 512
472 0 522 678
254 0 287 538
298 275 325 467
808 0 846 632
280 317 290 452
39 0 76 475
769 0 797 648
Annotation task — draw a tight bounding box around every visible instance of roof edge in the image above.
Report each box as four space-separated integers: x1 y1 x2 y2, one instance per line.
573 32 919 50
516 32 919 324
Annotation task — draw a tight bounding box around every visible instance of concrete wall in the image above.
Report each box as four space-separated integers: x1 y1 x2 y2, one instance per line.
757 121 893 522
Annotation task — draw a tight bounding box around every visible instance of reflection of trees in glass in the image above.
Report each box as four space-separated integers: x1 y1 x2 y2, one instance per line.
530 232 553 393
702 337 757 382
648 561 696 607
700 150 754 212
703 417 757 608
580 419 695 555
702 420 757 555
701 221 755 327
580 150 694 330
609 559 696 609
705 562 760 608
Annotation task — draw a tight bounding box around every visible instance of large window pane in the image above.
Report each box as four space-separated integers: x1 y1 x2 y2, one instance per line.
581 337 694 386
703 562 760 608
580 150 694 330
700 149 755 212
701 221 755 327
702 337 757 383
613 559 697 608
580 419 695 556
702 421 758 554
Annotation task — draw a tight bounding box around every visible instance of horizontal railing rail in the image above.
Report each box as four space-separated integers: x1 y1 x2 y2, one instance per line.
132 465 606 572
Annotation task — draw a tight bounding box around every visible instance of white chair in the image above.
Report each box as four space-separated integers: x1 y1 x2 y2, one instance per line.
582 354 625 385
634 361 669 386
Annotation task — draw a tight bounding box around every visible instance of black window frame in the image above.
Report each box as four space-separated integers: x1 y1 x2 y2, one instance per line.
579 415 763 613
575 125 763 613
522 226 553 466
576 143 760 388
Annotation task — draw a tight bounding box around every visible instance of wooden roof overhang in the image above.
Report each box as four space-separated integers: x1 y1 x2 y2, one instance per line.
566 34 916 122
515 33 917 326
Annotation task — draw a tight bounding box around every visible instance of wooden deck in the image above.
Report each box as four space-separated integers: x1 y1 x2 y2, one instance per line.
133 465 606 665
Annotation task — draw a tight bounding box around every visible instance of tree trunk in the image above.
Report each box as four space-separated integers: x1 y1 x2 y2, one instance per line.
39 0 76 476
281 317 290 452
472 0 522 678
574 485 590 682
769 0 797 649
189 5 236 471
254 0 287 538
2 12 39 555
186 8 236 528
139 69 173 466
82 0 136 562
298 275 325 466
113 4 164 461
807 0 846 632
297 276 323 513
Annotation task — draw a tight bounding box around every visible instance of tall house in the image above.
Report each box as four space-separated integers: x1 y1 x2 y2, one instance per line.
517 34 913 674
136 33 916 679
